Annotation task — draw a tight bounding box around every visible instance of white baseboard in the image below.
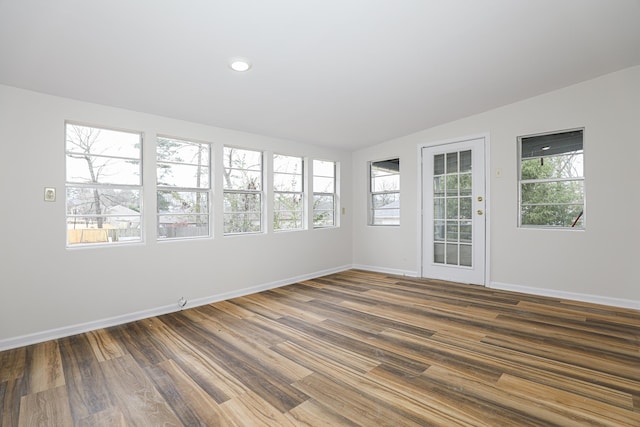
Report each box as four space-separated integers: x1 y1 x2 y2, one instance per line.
351 264 418 278
0 264 352 352
489 281 640 311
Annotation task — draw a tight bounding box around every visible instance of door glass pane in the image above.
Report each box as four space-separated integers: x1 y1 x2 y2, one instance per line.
433 149 472 267
446 153 458 173
434 243 445 263
459 197 472 219
460 150 472 172
460 244 472 267
434 221 445 241
446 198 458 219
446 243 458 265
434 198 445 219
433 176 445 196
446 175 458 196
459 173 472 196
434 154 445 175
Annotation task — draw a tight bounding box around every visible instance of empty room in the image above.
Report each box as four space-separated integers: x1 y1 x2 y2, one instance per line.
1 0 639 425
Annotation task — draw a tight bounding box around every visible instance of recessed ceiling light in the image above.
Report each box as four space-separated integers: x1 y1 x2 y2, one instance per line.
229 57 251 72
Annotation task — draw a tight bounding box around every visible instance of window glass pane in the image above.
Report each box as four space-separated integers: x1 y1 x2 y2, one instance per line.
313 160 336 228
66 187 141 244
519 129 585 229
313 176 334 193
65 124 142 246
223 213 262 234
274 173 302 192
157 163 210 188
224 193 261 214
274 154 302 173
66 124 140 158
313 160 335 177
158 216 209 239
157 137 210 165
66 155 140 185
224 147 262 171
521 152 583 180
313 195 335 227
372 193 399 209
157 191 208 215
225 169 262 191
521 204 584 228
521 181 584 205
372 174 400 192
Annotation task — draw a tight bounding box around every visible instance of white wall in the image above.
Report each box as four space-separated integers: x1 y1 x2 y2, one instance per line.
353 66 640 308
0 85 353 348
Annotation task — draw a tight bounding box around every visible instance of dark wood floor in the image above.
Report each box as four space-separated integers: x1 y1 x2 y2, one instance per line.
1 270 639 426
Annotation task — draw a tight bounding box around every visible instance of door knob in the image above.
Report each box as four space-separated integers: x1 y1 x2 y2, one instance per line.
477 210 484 215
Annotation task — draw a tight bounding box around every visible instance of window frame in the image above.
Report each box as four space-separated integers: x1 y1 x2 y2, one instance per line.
312 159 337 228
156 135 211 241
517 128 585 229
65 122 143 247
369 158 400 226
222 146 264 235
273 154 305 232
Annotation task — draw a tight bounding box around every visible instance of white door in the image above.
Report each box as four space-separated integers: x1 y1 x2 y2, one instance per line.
422 138 486 285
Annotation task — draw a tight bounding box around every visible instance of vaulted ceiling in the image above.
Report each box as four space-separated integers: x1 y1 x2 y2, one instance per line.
1 0 639 150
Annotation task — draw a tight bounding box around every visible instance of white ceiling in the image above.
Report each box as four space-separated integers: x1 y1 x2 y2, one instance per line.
1 0 639 151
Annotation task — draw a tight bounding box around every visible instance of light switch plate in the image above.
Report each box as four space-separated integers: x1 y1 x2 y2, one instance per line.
44 187 56 202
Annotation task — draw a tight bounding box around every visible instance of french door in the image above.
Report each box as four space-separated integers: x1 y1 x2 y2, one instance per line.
422 138 486 285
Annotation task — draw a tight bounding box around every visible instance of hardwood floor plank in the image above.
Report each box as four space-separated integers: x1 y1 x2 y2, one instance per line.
2 270 638 426
17 386 72 427
0 348 26 382
146 359 231 427
23 341 64 395
85 328 126 362
100 355 182 426
1 378 26 427
220 390 297 427
76 407 128 427
497 373 640 426
58 334 113 421
286 399 359 426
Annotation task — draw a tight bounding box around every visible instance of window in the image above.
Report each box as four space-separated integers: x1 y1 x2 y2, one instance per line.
313 160 336 228
519 129 584 228
370 158 400 225
157 137 210 239
273 154 304 231
223 146 263 234
65 123 142 245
